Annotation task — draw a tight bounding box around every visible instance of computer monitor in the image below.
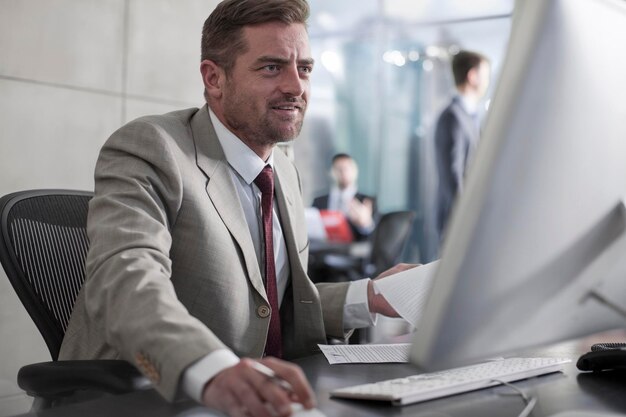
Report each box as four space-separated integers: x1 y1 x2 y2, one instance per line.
411 0 626 371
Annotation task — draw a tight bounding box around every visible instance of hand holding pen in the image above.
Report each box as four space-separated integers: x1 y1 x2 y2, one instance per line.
201 357 316 417
249 360 296 393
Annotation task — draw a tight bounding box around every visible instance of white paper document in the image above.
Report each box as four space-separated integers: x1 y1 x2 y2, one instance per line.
372 260 439 327
318 343 412 364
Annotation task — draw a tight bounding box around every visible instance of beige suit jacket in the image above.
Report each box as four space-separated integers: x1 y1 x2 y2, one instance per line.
59 105 351 400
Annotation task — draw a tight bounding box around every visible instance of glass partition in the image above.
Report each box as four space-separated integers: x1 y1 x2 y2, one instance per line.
295 1 513 262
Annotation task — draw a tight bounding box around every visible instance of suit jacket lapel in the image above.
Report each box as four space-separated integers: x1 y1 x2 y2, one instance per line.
274 153 326 355
273 154 309 296
274 166 297 262
190 106 267 301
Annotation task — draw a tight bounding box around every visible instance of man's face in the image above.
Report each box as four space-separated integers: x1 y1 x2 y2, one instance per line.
476 60 491 98
220 22 313 148
332 158 357 190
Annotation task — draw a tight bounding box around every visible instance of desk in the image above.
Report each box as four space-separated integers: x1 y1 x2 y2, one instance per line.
308 240 371 283
308 240 371 258
12 330 626 417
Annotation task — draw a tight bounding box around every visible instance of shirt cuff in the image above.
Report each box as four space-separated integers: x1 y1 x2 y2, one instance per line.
182 349 240 403
355 222 375 236
343 278 378 329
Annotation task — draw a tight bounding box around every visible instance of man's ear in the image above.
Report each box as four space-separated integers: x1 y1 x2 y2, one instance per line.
466 66 479 88
200 59 225 100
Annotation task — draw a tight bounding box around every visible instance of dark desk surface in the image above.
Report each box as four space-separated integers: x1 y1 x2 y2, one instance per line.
307 240 371 283
308 240 371 258
14 330 626 417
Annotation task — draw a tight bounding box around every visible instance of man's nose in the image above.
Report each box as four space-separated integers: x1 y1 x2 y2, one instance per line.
279 65 306 96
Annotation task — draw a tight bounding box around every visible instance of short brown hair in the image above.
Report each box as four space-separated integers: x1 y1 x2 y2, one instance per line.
332 153 353 164
201 0 310 74
452 50 488 87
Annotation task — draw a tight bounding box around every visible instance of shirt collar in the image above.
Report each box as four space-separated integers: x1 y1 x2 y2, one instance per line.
208 108 274 185
331 184 357 199
457 94 479 116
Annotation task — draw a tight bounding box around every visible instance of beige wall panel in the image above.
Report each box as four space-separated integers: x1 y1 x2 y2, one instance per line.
124 97 201 124
0 0 125 92
0 273 43 415
0 79 122 196
125 0 220 103
0 388 32 417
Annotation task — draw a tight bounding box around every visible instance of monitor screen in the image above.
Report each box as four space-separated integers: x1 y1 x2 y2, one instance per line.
411 0 626 371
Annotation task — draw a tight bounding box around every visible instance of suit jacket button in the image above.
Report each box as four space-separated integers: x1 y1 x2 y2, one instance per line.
257 305 270 318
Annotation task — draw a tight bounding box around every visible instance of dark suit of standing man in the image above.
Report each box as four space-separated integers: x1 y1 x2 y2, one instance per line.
59 1 414 417
435 50 490 242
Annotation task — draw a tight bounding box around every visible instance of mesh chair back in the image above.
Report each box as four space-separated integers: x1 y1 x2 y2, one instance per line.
0 190 92 360
370 211 416 276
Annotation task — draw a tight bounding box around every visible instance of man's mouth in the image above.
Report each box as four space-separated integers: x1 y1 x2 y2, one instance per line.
271 104 302 111
269 97 305 113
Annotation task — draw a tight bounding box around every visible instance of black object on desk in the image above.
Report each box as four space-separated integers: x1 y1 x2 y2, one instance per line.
577 342 626 372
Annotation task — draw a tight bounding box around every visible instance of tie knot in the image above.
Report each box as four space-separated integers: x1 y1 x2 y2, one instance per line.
254 165 274 196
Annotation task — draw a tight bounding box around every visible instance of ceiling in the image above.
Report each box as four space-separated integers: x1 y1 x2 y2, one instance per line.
308 0 514 36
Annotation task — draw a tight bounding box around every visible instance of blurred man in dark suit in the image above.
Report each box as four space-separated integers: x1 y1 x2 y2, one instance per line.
313 153 377 241
435 50 490 242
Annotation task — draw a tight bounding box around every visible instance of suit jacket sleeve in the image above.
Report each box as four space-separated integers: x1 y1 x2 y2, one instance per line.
449 114 467 194
83 119 226 401
311 195 328 210
314 282 351 337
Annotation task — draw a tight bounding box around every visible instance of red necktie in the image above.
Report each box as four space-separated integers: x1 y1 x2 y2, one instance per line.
254 165 282 358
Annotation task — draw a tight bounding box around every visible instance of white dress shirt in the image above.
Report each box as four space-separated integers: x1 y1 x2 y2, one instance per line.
459 94 481 131
328 185 375 236
182 109 376 402
328 184 357 214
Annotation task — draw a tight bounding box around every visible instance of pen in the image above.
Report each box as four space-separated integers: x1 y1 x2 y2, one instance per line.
250 361 294 393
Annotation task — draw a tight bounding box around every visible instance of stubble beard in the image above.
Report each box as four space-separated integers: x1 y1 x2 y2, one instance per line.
222 85 306 148
225 103 305 147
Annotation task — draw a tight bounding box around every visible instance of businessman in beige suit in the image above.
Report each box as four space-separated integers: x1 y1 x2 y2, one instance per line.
59 1 413 416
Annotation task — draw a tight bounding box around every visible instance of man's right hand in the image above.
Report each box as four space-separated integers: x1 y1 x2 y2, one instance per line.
201 357 316 417
347 198 374 229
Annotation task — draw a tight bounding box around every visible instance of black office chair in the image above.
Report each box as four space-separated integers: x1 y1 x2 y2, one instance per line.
320 210 416 280
366 210 416 277
319 211 416 344
0 189 149 409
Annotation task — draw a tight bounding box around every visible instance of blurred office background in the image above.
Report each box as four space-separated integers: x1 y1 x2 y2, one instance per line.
0 0 511 414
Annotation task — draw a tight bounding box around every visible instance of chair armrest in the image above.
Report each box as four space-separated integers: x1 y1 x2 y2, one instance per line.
18 360 151 399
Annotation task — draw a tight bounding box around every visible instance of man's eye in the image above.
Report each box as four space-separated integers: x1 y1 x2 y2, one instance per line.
299 66 313 74
263 65 279 72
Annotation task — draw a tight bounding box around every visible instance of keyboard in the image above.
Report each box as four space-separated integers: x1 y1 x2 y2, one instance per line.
331 357 571 406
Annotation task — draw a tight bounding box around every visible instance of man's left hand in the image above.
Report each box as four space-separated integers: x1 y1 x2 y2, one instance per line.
367 263 420 317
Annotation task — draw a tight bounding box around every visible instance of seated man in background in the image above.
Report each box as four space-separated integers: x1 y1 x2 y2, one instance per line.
312 153 377 241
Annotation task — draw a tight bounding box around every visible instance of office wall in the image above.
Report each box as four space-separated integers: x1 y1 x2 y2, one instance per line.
0 1 219 414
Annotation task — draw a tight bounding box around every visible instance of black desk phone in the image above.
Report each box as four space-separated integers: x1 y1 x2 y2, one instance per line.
577 343 626 372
